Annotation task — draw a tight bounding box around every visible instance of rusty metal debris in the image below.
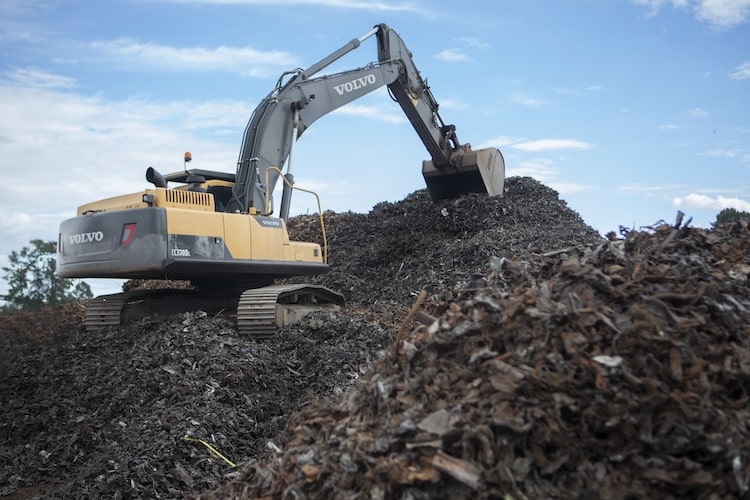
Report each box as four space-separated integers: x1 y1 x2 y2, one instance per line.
212 220 750 499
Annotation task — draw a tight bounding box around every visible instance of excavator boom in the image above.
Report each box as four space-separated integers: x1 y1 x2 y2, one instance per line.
227 23 504 217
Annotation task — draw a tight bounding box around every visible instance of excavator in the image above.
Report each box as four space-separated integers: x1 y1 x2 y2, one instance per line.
57 23 505 338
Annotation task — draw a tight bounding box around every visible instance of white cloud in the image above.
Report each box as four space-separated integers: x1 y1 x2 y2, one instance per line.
505 159 589 194
659 123 682 130
621 183 687 194
457 36 491 49
695 0 750 27
549 181 589 195
434 49 471 63
554 85 603 96
88 39 298 76
730 61 750 80
673 193 750 211
511 94 547 107
4 67 77 89
436 98 467 111
478 136 518 149
162 0 421 12
702 147 741 158
687 106 709 118
506 158 558 179
511 139 593 152
0 84 243 207
422 35 490 66
633 0 750 28
632 0 689 16
332 104 407 123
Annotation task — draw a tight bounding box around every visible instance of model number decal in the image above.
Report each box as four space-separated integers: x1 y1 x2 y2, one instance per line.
171 248 191 257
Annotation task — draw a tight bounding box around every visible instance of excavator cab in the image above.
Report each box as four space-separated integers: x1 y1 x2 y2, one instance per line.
422 146 505 201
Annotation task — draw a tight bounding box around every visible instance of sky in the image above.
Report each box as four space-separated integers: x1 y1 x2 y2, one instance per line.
1 0 749 299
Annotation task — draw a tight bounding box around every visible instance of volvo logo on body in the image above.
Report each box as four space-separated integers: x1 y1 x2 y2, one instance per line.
332 74 377 96
258 217 282 228
69 231 104 244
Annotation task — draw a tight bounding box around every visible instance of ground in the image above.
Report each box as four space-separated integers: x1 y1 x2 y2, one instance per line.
1 177 748 499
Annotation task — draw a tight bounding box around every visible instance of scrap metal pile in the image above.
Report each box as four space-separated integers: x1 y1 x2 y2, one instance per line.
214 218 750 499
2 177 749 498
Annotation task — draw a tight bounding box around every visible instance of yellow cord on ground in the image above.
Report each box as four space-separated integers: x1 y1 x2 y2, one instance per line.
182 436 236 467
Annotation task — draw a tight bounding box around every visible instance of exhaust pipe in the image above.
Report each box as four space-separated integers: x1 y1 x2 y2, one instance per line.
146 167 168 188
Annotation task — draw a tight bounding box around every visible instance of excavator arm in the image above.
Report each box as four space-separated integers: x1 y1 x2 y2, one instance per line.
376 23 457 167
226 24 504 218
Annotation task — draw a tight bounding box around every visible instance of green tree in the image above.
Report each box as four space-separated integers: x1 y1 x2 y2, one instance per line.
1 239 92 312
714 208 750 225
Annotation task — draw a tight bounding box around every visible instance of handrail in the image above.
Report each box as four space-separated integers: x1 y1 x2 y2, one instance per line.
263 166 329 264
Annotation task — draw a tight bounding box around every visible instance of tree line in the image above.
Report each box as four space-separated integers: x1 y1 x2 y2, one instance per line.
1 239 91 313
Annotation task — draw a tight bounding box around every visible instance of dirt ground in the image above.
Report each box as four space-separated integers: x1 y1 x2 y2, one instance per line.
1 177 748 499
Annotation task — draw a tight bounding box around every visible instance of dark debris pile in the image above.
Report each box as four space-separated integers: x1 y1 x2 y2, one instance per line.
0 310 392 498
4 176 749 498
287 177 601 307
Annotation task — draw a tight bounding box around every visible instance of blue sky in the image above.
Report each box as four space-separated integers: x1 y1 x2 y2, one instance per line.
1 0 749 297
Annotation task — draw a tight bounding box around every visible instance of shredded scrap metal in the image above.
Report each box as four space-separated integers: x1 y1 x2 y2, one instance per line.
214 220 750 499
2 178 749 499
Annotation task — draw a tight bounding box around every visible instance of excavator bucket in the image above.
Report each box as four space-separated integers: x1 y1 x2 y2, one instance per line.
422 147 505 201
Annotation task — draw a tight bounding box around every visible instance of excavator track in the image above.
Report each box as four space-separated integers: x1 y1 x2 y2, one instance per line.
237 284 345 339
84 285 345 338
85 292 131 331
84 289 237 332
